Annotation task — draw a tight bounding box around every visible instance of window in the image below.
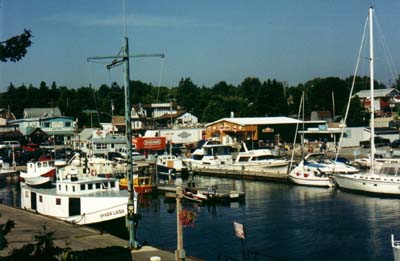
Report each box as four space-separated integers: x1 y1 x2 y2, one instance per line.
65 122 71 127
44 122 50 128
88 184 93 190
95 143 107 150
56 198 61 205
80 184 85 190
73 186 75 192
65 185 68 191
111 182 115 188
96 183 101 189
39 195 42 202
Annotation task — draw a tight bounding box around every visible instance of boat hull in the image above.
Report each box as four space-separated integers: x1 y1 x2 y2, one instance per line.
20 185 129 225
288 173 332 187
334 174 400 195
288 165 333 187
119 177 154 194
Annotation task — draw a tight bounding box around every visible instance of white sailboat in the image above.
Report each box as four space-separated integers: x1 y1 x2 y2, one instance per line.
334 7 400 195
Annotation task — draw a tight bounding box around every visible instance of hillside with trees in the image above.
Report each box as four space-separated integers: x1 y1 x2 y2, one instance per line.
0 75 398 128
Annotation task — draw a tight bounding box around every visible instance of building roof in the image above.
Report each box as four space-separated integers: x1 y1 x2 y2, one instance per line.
23 107 62 118
206 117 302 127
78 128 96 140
354 88 400 99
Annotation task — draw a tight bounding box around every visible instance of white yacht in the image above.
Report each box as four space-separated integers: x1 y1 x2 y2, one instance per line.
234 143 288 168
288 154 358 187
184 140 240 168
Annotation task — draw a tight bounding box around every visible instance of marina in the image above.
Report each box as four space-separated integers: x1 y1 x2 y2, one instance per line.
1 176 400 260
4 1 400 260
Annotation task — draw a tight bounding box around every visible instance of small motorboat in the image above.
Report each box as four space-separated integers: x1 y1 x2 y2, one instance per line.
183 188 207 203
119 176 154 194
24 176 51 187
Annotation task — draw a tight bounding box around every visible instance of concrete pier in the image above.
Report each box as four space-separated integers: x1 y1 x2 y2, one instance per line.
0 204 201 260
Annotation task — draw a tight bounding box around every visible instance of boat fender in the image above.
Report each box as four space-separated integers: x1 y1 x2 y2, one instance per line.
90 169 97 176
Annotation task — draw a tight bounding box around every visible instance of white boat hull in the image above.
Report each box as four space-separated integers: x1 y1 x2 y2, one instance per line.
288 162 334 187
334 174 400 195
392 234 400 261
20 185 129 225
289 174 332 187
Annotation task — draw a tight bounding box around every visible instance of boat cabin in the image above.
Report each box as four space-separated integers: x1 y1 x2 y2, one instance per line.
56 177 120 195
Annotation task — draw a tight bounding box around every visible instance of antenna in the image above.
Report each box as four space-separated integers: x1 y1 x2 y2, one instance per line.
123 0 127 37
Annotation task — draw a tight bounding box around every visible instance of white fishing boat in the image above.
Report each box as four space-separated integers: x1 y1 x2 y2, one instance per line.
20 167 129 225
334 7 400 195
19 160 56 181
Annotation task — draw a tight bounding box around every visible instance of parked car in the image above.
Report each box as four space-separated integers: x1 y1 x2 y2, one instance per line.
0 140 21 149
359 136 391 148
391 139 400 148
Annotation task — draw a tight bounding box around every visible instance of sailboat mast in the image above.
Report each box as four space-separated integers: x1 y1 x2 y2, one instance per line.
369 6 375 172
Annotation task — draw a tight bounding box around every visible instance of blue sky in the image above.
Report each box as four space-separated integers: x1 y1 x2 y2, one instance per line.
1 0 400 90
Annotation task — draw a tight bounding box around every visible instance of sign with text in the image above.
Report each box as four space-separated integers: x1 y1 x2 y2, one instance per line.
233 221 245 239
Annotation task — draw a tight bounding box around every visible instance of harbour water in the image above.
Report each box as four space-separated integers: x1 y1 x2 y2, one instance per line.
1 175 399 260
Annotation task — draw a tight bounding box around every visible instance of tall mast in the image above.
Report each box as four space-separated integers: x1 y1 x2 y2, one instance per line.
369 6 375 172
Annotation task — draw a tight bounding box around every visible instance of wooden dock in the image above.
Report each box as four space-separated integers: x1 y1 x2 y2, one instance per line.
158 184 245 202
0 204 202 260
191 165 289 182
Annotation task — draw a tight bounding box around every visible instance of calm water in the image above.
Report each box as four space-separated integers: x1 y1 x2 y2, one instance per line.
1 176 399 260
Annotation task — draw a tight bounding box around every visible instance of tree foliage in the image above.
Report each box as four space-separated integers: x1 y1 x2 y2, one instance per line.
0 29 33 62
0 74 391 127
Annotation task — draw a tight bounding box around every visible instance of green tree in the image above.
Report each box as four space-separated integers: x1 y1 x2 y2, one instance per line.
176 78 201 116
346 95 366 127
0 29 32 62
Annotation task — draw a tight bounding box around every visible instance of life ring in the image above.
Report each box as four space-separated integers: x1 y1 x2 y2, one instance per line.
185 151 191 158
90 169 97 176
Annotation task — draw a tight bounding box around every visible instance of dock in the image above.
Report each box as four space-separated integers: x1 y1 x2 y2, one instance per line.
0 204 202 260
190 164 289 182
158 184 245 202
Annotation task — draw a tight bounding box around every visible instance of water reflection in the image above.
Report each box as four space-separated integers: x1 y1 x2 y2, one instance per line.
1 174 399 260
0 177 20 207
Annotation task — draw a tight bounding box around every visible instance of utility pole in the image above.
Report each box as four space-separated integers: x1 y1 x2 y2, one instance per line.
175 187 185 261
87 40 164 251
87 0 163 250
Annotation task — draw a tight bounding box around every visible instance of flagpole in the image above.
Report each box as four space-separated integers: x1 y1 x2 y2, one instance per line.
111 99 114 134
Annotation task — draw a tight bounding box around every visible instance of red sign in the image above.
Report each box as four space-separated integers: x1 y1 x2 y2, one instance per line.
133 137 166 151
233 221 245 239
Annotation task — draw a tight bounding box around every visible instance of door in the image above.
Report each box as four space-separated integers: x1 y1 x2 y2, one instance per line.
30 192 37 211
69 198 81 216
